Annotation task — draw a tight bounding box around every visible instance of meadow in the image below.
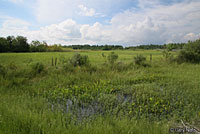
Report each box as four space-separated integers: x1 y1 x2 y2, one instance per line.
0 50 200 134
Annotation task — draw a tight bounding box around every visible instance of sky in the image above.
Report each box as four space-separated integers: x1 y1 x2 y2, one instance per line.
0 0 200 46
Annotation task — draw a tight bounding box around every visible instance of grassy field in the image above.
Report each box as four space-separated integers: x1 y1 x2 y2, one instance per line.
0 50 200 134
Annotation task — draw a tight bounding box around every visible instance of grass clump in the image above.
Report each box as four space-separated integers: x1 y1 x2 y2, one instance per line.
31 62 45 74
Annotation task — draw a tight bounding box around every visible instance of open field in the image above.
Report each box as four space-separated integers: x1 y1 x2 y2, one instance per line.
0 50 200 134
0 50 165 65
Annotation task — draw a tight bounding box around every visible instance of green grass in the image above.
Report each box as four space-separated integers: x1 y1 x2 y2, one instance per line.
0 50 166 65
0 50 199 134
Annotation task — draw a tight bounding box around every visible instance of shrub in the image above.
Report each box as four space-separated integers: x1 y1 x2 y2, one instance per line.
107 52 118 64
162 50 172 60
184 39 200 54
134 54 146 65
176 50 200 63
69 53 90 67
31 62 44 74
162 50 174 63
176 39 200 63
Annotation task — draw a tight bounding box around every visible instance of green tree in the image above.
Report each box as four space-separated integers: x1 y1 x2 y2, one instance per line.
0 37 9 52
6 36 15 51
12 36 29 52
30 40 47 52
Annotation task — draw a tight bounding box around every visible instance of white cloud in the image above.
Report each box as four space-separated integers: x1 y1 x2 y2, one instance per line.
1 0 200 46
184 33 200 41
26 19 82 44
0 17 30 37
107 0 200 45
78 5 96 17
34 0 77 24
34 0 106 24
33 0 110 24
0 17 82 44
78 5 105 17
80 22 111 42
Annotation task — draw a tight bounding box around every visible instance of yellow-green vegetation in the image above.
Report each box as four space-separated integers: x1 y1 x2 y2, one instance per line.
0 50 200 134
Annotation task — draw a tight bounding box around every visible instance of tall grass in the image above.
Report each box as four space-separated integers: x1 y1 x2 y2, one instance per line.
0 50 199 134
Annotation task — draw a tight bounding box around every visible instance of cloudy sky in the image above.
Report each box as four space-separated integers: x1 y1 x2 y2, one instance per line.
0 0 200 46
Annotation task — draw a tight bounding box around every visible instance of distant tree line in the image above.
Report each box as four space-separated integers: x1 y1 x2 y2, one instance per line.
125 44 164 50
125 43 185 50
0 36 30 52
64 44 124 50
0 36 63 52
70 43 187 51
65 43 186 51
164 43 185 51
0 35 193 53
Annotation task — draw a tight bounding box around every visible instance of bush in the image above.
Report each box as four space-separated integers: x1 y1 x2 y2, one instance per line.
69 53 90 67
162 50 171 60
107 52 118 64
31 62 44 74
184 39 200 54
134 55 146 65
162 50 174 63
176 39 200 63
176 50 200 63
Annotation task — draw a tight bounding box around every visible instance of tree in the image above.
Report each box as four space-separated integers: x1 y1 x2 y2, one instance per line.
6 36 15 51
30 40 48 52
12 36 29 52
0 37 9 52
30 40 41 52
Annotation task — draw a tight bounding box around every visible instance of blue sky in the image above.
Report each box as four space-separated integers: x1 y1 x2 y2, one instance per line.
0 0 200 46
